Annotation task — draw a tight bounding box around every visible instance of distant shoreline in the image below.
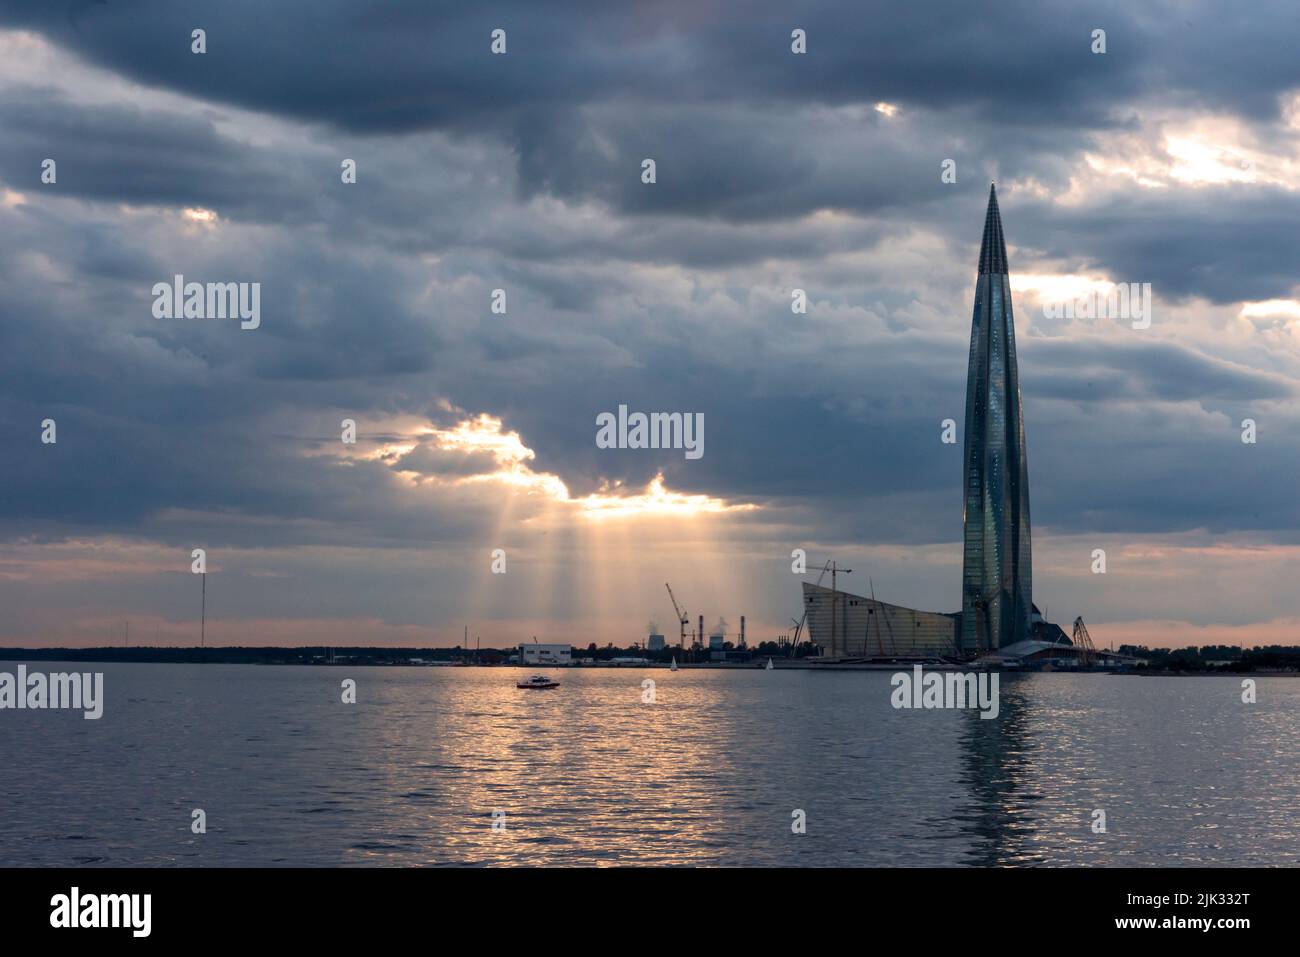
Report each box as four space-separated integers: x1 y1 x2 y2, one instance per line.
1 647 1296 676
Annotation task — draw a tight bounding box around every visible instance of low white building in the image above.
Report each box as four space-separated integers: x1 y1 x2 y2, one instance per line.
518 643 572 666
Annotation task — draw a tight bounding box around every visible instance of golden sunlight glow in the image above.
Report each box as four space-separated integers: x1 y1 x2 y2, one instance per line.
433 413 535 466
182 207 218 224
874 101 898 117
577 473 757 519
355 413 755 520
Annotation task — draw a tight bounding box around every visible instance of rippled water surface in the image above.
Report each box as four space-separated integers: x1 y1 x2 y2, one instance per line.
1 663 1295 866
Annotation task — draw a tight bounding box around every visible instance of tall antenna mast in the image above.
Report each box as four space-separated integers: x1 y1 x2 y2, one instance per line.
201 572 207 648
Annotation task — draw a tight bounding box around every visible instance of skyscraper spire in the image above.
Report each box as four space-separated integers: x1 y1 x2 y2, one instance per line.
977 183 1008 275
961 183 1032 651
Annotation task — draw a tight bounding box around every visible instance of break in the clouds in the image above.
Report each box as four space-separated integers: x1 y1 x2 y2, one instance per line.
2 1 1299 648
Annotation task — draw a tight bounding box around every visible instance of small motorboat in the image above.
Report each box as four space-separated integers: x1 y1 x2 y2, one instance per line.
516 674 560 689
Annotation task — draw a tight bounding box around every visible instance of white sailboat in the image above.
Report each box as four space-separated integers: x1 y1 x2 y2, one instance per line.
670 657 678 672
765 657 774 670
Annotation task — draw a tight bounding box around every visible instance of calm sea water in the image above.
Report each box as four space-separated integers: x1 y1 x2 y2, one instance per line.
0 663 1295 867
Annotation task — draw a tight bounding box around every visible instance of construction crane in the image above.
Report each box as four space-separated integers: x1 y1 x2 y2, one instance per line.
826 561 852 658
786 560 835 655
665 583 690 651
1072 616 1097 668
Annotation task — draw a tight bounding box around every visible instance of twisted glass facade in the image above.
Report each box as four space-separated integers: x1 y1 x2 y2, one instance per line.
961 185 1032 651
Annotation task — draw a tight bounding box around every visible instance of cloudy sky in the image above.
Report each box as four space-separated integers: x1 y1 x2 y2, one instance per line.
2 1 1299 649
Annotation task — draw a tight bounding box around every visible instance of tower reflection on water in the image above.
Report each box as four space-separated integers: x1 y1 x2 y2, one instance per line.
953 674 1040 866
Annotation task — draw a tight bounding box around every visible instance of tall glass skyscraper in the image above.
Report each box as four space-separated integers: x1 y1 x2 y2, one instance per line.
961 184 1032 651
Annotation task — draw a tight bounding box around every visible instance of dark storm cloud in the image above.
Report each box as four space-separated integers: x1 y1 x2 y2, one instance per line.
12 0 1290 131
8 0 1299 218
5 82 1291 319
0 2 1124 127
1024 339 1293 403
1013 188 1300 305
0 86 316 220
2 16 1293 311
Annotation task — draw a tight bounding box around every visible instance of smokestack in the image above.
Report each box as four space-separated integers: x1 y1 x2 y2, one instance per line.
740 616 746 648
698 615 704 647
